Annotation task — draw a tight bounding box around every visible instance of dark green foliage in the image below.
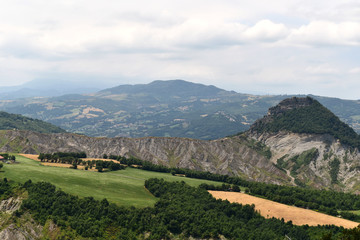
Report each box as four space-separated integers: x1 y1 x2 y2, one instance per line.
237 134 272 159
18 179 348 239
339 212 360 222
276 155 288 169
0 111 65 133
330 158 340 184
0 153 16 161
253 98 360 149
113 154 360 219
39 152 125 172
290 148 319 176
0 178 14 200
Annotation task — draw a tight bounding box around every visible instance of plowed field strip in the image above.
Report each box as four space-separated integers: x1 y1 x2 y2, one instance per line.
209 191 359 229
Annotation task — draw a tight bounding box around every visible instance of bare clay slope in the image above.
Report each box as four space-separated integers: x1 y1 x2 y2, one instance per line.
0 130 288 185
248 97 360 192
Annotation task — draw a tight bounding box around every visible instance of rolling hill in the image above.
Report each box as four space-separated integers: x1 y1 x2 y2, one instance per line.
1 80 360 139
0 111 66 134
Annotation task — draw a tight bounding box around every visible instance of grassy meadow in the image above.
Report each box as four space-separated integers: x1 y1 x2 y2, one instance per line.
0 155 222 207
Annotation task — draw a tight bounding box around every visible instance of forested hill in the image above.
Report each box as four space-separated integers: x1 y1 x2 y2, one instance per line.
2 80 360 139
0 111 66 134
98 79 225 100
250 97 360 149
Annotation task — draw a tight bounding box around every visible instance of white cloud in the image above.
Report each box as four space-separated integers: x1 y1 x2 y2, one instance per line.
243 20 289 42
0 1 359 99
305 64 339 75
287 21 360 46
349 67 360 74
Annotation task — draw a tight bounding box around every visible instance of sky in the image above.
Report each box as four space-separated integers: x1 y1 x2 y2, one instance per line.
0 0 359 99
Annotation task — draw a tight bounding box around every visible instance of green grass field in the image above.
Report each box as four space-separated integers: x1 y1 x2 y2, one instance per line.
0 155 222 207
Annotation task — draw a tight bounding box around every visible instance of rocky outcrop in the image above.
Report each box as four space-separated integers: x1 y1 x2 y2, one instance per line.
0 195 44 240
249 131 360 192
0 222 42 240
0 197 22 213
0 130 289 185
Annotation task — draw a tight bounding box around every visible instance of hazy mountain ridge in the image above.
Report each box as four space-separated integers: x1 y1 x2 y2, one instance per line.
1 80 360 140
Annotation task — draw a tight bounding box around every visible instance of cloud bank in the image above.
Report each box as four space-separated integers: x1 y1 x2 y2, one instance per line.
0 0 359 99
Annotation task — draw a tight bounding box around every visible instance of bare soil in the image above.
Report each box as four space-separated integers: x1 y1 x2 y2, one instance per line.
209 191 359 229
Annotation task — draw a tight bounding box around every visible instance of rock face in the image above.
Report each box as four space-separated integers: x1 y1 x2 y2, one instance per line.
0 197 22 213
246 97 360 192
248 131 360 192
0 222 42 240
0 130 289 185
0 196 43 240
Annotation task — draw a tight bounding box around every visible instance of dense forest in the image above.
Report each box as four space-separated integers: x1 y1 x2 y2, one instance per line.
99 154 360 221
0 111 66 133
12 178 357 239
251 97 360 149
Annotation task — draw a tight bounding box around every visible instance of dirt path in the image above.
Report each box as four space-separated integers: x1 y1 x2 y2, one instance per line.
209 191 359 229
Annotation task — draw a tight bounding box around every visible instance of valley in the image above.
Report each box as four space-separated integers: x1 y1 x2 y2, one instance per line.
1 80 360 140
1 96 360 239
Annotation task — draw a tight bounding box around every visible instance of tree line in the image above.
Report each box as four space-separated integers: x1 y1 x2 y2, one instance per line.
0 153 16 161
39 152 360 221
17 178 358 239
38 152 125 172
102 154 360 221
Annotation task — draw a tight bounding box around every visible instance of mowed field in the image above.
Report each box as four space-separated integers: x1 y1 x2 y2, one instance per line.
0 154 222 207
210 191 360 229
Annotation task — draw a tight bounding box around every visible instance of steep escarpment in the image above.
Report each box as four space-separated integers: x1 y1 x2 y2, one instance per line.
0 130 289 185
248 97 360 192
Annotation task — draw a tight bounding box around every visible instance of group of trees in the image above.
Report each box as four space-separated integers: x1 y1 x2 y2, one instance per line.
102 154 360 221
38 152 125 172
0 153 16 161
38 152 87 162
18 178 353 239
39 152 360 222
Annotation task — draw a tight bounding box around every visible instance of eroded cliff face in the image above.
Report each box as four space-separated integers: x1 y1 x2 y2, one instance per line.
2 127 359 191
0 194 43 240
249 131 360 193
0 130 289 185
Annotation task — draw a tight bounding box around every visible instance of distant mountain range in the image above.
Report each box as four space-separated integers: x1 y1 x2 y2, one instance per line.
0 79 110 99
1 79 360 139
